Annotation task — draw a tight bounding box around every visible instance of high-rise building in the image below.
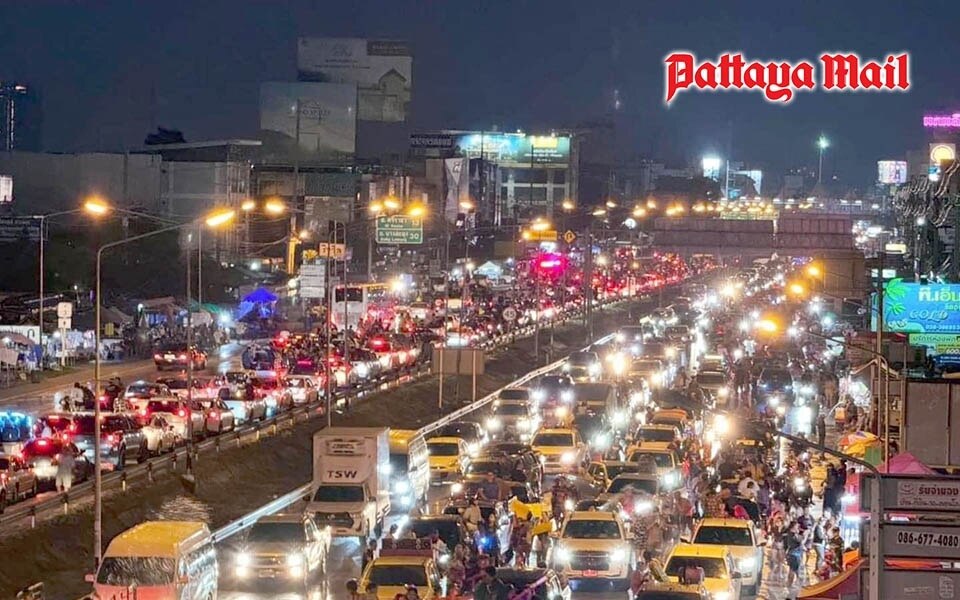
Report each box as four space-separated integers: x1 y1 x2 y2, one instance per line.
0 83 42 152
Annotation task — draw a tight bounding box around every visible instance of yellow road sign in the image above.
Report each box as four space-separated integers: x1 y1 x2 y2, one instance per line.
563 230 577 244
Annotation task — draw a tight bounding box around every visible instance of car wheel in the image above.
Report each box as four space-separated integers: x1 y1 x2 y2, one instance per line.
115 447 125 471
0 490 6 513
30 479 38 497
13 485 20 502
137 442 149 463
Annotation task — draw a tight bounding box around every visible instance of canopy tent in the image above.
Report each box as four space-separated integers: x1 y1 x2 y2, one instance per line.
101 306 133 325
243 288 278 304
844 452 935 516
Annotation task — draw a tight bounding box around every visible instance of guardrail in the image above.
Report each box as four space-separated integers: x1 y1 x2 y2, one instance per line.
202 330 617 545
0 297 628 534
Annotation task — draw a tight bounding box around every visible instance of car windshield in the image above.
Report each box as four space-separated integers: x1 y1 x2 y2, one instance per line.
146 400 183 414
429 443 460 456
568 353 597 366
247 522 303 544
532 433 573 447
495 404 527 416
313 485 364 503
467 461 507 476
628 452 674 468
697 373 726 386
127 384 159 395
694 526 753 546
562 519 622 539
283 378 309 388
409 520 460 546
607 477 658 495
438 424 477 440
75 415 127 434
666 556 727 579
225 373 247 384
368 565 428 587
389 453 409 475
499 389 528 401
761 370 792 389
604 464 638 479
539 377 570 389
96 557 175 586
636 428 675 443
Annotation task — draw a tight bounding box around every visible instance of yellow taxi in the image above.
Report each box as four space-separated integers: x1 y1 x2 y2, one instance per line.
691 518 764 596
626 444 681 489
426 436 470 482
663 543 742 600
531 427 587 474
359 540 443 599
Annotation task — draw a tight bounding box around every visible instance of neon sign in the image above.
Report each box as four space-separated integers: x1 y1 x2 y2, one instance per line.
923 113 960 128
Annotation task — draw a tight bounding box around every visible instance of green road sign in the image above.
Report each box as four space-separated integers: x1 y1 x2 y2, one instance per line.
376 216 424 244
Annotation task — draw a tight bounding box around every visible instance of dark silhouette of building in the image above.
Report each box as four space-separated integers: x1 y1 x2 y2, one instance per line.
0 83 42 151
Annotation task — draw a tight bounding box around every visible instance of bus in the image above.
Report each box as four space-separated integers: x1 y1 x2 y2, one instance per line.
332 283 391 329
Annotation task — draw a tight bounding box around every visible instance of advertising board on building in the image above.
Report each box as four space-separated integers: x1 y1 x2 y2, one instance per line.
878 160 908 184
259 82 357 161
872 280 960 334
297 37 412 122
0 175 11 203
452 132 570 167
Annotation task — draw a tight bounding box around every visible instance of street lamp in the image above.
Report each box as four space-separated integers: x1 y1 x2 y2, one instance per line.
817 135 830 185
915 216 926 282
92 207 235 568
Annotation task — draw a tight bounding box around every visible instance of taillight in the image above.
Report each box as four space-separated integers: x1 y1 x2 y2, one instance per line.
139 408 148 417
154 354 162 360
210 411 219 419
105 433 117 445
178 409 187 418
178 354 187 360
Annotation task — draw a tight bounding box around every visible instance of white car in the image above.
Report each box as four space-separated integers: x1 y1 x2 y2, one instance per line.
143 398 205 441
283 375 320 405
550 510 634 587
198 398 236 434
141 414 179 455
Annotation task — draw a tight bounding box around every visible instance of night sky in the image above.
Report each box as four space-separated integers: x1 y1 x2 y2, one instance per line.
2 0 958 188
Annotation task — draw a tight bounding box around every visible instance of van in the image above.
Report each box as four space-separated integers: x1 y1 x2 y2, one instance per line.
88 520 218 600
388 429 429 511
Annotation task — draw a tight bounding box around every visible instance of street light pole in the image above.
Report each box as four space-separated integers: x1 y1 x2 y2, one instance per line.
817 135 830 186
914 216 925 283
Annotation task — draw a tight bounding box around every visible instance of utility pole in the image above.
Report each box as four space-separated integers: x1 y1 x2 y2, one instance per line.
584 222 594 341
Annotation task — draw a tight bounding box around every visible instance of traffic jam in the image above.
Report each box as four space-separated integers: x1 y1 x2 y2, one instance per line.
0 251 703 518
89 258 851 600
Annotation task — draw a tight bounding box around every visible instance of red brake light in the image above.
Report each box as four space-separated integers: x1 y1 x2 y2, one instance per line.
210 411 219 419
68 423 77 432
371 338 385 347
139 408 148 417
37 439 48 446
178 409 187 418
178 354 187 360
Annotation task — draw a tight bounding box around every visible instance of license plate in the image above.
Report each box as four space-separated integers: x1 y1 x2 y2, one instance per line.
164 354 175 360
583 570 598 577
258 569 276 578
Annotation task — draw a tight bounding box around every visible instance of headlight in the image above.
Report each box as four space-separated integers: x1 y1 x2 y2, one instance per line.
662 472 679 486
451 482 464 494
562 364 571 372
609 547 627 564
651 373 663 385
713 414 729 435
564 498 575 511
355 363 370 378
561 390 574 403
236 553 252 567
589 363 601 375
794 476 807 491
561 451 576 464
286 553 304 568
776 405 786 416
593 433 610 449
556 547 572 562
555 406 569 418
665 347 676 358
718 386 729 398
739 556 757 571
468 442 480 455
768 395 780 407
532 389 545 401
616 333 625 342
797 406 813 423
486 417 502 431
394 480 410 494
635 500 653 514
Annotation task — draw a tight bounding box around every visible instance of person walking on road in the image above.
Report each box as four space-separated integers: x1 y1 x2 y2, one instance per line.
56 445 76 492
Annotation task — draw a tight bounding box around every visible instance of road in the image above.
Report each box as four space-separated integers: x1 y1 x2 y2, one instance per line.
0 343 244 414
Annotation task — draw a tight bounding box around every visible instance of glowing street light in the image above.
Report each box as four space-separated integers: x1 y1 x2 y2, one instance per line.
788 282 807 296
264 198 287 215
368 201 384 215
204 208 237 228
605 199 617 209
240 199 257 212
562 199 576 212
817 135 830 185
83 196 111 216
756 319 779 334
383 196 401 211
806 264 823 278
591 208 607 217
459 199 475 211
406 202 427 218
531 219 551 232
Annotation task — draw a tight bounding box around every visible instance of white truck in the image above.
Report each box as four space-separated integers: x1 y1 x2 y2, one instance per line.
307 427 391 542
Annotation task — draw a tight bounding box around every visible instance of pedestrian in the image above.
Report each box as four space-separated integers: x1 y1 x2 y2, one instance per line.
811 515 828 572
784 520 805 588
362 538 378 571
346 578 362 600
817 412 827 453
474 565 510 600
828 526 844 574
56 444 76 492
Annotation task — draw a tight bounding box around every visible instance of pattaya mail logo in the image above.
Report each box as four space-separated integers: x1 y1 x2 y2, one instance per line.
663 52 910 105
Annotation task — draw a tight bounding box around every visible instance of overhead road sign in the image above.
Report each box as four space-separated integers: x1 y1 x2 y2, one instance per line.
376 216 423 245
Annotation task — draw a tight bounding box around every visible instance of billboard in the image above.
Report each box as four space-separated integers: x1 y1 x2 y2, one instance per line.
877 160 908 184
259 82 356 160
0 175 10 203
453 132 570 167
873 279 960 333
297 38 412 122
